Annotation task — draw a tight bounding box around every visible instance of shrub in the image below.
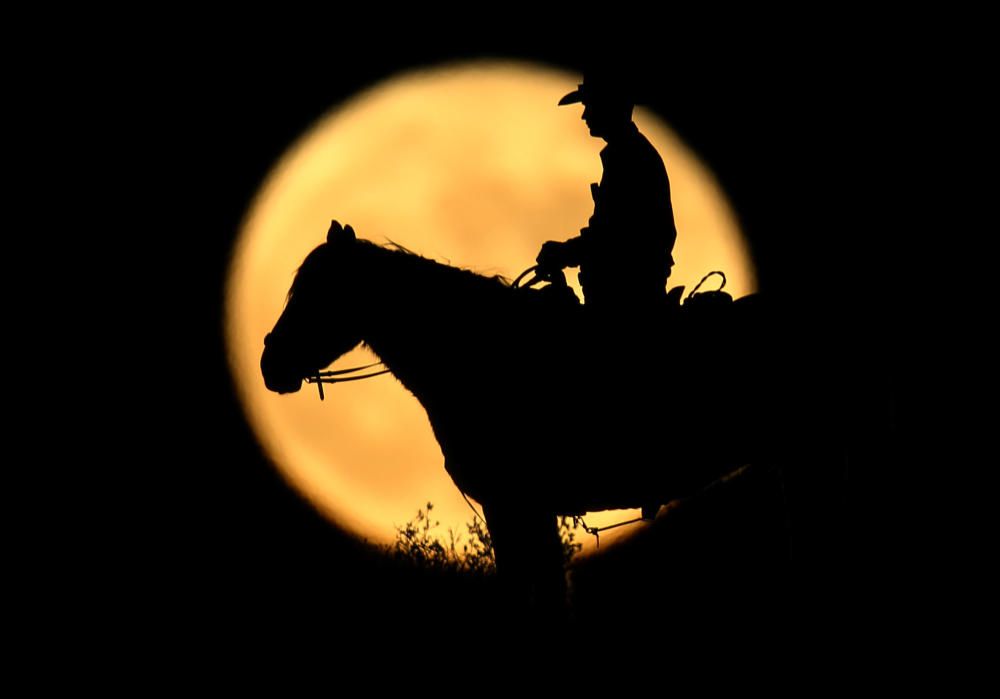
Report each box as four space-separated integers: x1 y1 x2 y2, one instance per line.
384 502 582 574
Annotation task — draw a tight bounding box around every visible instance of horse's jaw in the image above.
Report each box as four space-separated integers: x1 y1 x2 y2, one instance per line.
265 378 303 395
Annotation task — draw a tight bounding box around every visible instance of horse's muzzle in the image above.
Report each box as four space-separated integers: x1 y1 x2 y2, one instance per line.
260 346 304 394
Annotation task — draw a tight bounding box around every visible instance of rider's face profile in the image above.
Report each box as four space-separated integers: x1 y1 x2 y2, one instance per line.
581 100 628 140
581 102 603 138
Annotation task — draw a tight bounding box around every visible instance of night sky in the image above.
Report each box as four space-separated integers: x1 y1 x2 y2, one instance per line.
79 30 900 646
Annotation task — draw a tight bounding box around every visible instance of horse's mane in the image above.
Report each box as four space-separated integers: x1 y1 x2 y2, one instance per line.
381 239 514 288
288 238 515 304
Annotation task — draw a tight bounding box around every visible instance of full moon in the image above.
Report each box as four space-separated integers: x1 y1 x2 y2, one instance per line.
226 61 755 555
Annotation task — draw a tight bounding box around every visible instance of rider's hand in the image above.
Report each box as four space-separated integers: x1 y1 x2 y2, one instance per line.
536 240 566 271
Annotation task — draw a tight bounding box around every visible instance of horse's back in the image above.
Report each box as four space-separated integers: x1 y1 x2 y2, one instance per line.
444 287 799 515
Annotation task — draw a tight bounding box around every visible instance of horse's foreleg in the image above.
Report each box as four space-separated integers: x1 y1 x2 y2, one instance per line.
482 503 567 620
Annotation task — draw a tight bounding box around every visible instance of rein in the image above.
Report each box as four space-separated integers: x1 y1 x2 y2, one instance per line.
512 265 545 289
511 264 565 290
305 362 391 400
304 262 552 401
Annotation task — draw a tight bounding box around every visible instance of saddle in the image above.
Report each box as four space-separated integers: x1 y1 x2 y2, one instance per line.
525 267 739 327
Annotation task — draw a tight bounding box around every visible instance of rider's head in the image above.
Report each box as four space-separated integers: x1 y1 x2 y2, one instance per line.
559 71 634 140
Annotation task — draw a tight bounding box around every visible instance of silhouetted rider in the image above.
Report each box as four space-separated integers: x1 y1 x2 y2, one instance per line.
537 71 677 312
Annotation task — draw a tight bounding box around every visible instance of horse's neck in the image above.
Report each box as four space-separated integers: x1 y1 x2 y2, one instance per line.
363 306 440 394
356 247 470 400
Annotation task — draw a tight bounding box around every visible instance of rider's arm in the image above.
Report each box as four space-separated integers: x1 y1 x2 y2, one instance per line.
536 182 598 270
537 234 584 270
559 234 585 267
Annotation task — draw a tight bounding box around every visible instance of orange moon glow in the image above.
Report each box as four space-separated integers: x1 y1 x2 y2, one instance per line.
226 61 755 555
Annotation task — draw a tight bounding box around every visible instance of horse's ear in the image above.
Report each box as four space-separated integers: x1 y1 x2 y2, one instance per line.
327 220 357 246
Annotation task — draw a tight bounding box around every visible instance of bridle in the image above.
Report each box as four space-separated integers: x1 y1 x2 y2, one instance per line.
264 330 390 401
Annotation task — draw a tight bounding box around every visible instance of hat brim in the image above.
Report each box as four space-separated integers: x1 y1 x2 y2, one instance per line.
558 89 583 106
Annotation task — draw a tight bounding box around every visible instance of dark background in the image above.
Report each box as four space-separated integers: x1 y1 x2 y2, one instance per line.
72 29 902 646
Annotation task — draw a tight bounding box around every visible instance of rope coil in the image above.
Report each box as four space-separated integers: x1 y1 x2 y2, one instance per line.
685 270 727 300
572 514 647 548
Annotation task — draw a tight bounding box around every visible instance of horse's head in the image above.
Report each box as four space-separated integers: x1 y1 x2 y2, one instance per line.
261 221 365 394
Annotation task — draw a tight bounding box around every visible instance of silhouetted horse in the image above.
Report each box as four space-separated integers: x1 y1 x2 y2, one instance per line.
261 221 786 613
